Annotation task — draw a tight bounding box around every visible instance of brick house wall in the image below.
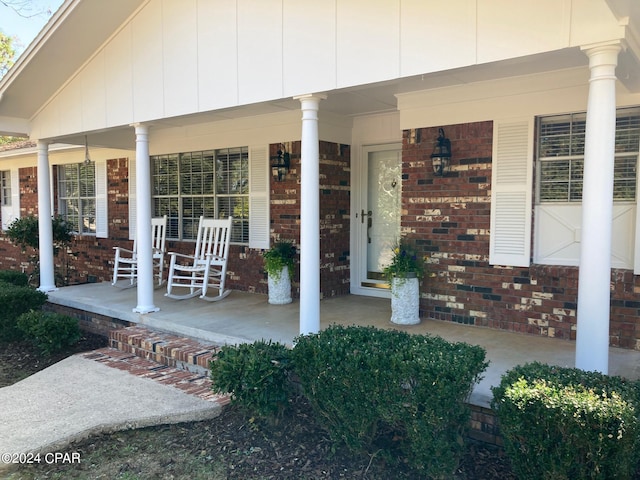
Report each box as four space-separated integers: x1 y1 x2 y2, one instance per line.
403 122 640 351
0 141 351 299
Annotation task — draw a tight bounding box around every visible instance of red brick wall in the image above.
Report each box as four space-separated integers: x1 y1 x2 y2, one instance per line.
0 143 351 299
403 122 640 351
260 140 351 298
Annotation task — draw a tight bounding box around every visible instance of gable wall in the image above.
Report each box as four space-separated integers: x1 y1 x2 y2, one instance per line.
30 0 624 140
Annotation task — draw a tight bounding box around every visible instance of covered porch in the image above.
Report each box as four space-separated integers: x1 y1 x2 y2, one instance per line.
47 283 640 409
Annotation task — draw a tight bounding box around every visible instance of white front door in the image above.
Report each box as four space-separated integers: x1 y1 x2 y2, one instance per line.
353 143 402 297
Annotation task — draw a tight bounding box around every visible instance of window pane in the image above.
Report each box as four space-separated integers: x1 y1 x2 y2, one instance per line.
217 147 248 194
79 163 95 198
81 199 96 234
151 147 249 243
539 182 569 201
61 199 79 232
1 171 10 206
539 114 586 157
538 108 639 203
218 196 249 243
539 160 570 201
615 110 640 153
153 197 179 238
153 155 179 196
58 163 96 235
614 155 637 200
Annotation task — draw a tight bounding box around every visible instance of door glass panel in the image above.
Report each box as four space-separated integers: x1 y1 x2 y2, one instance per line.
364 148 401 286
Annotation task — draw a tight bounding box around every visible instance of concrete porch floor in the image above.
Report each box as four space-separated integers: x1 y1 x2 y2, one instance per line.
47 282 640 408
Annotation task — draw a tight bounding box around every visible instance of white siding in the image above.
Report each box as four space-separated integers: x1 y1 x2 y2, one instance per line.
336 0 400 87
477 0 572 63
283 0 336 97
104 24 134 127
197 0 238 110
400 0 476 76
81 51 106 132
162 0 198 117
237 0 283 105
131 1 164 123
30 0 628 140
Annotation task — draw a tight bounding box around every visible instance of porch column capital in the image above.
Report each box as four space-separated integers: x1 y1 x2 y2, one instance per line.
35 141 56 292
575 41 620 374
132 124 159 314
132 122 150 136
294 93 327 106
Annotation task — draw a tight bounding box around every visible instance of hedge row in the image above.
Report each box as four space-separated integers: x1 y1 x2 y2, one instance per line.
210 325 488 477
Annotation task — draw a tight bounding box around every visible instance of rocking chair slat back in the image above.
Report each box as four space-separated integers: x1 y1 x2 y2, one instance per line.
165 216 233 302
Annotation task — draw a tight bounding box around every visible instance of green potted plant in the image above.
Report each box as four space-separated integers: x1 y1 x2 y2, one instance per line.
383 238 425 325
263 240 296 305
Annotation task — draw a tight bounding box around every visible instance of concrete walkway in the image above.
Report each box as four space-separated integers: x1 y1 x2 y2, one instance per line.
0 353 225 473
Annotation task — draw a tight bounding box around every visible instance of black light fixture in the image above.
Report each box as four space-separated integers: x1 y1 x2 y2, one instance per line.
430 128 451 176
271 144 291 182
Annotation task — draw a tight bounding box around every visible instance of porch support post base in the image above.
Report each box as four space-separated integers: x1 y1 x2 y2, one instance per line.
132 305 160 314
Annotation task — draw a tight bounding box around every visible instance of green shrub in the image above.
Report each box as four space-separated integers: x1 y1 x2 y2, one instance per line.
291 325 488 478
0 285 48 342
210 340 292 420
16 310 81 356
0 270 29 286
491 362 640 480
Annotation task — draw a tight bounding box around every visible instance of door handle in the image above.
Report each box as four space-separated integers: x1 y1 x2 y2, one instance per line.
367 216 372 244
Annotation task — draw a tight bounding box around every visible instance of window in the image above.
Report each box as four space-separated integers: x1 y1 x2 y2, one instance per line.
58 162 96 234
0 171 11 206
537 107 640 203
152 147 249 243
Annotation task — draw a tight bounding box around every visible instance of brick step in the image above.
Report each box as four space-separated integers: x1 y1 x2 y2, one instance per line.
108 325 221 375
81 348 228 404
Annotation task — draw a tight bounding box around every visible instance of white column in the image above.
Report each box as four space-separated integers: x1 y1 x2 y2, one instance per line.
575 43 621 374
132 124 158 313
295 94 326 335
36 140 56 292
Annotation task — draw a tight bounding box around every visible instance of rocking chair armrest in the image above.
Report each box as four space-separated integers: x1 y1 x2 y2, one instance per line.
114 246 135 255
167 251 195 260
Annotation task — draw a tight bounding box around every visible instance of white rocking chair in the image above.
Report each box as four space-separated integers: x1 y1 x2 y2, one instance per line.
112 215 167 288
165 216 232 301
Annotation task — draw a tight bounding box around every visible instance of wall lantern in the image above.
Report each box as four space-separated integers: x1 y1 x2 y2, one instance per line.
430 128 451 176
271 145 291 182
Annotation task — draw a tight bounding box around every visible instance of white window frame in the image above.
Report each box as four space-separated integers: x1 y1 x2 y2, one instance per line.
56 160 108 238
0 169 19 230
533 107 640 270
147 145 269 248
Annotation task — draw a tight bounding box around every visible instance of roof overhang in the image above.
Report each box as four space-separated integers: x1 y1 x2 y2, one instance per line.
0 0 145 123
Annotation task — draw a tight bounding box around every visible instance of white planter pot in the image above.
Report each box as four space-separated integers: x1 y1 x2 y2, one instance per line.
390 276 420 325
268 266 292 305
